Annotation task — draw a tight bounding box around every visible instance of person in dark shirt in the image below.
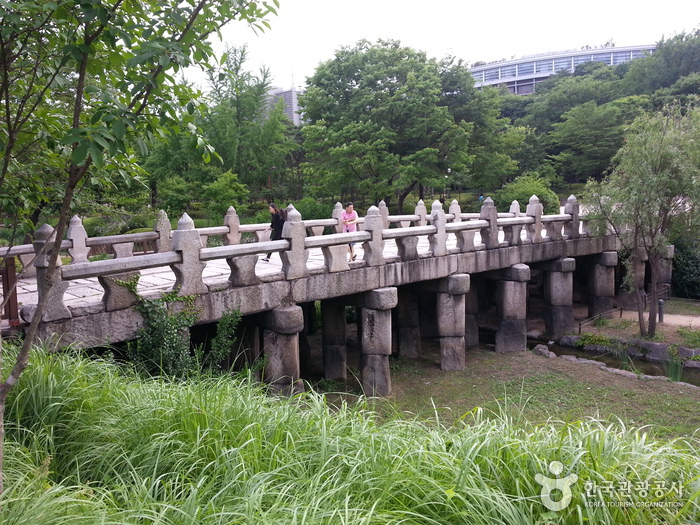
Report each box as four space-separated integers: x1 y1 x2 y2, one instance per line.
262 203 286 262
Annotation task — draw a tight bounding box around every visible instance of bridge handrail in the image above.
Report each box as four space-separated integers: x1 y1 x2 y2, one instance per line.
12 194 594 324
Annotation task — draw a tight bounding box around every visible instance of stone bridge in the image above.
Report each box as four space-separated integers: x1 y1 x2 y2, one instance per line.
3 196 668 395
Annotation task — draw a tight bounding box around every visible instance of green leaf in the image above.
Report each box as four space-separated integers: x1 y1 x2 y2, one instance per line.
71 142 89 165
88 142 104 168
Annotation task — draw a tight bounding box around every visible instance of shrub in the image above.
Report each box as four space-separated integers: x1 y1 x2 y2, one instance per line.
494 174 561 214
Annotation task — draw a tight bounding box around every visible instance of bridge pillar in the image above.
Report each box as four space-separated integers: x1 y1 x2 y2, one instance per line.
465 285 480 348
494 264 530 353
321 298 347 381
435 274 470 370
542 258 575 339
260 305 305 395
589 251 617 317
394 288 421 358
356 287 398 396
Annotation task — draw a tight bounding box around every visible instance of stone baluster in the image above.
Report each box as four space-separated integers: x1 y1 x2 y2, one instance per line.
67 215 89 264
564 195 580 240
20 224 70 322
503 200 523 246
415 199 427 226
332 202 344 234
170 213 207 296
449 199 475 253
98 242 140 311
395 234 419 261
261 305 305 395
544 218 565 241
361 205 385 266
280 205 309 279
479 197 500 249
154 210 171 253
428 200 447 257
525 195 543 244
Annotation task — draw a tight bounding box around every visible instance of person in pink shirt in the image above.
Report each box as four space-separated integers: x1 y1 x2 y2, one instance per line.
341 202 359 261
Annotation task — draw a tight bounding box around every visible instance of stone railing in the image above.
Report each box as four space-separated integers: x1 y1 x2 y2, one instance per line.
4 195 592 323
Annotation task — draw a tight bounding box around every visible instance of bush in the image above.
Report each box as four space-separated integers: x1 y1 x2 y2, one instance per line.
672 238 700 299
494 174 561 214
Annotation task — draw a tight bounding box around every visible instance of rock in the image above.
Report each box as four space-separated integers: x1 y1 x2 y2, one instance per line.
532 344 550 357
558 335 579 348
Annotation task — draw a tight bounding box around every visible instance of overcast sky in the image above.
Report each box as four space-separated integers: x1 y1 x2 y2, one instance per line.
199 0 700 90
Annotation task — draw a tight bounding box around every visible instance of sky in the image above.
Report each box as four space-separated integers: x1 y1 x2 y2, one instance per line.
198 0 700 90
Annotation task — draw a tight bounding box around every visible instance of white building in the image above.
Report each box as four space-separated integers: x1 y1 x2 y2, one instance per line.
470 45 655 94
267 87 303 126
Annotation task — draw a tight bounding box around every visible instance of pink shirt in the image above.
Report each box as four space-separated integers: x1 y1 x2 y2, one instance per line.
341 210 358 233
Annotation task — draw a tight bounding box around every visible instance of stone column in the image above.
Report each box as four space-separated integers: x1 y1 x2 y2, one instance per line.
658 245 674 297
321 298 347 381
394 288 421 359
260 305 305 395
355 288 398 396
495 264 530 353
464 285 480 349
589 251 617 317
542 258 575 339
434 274 470 370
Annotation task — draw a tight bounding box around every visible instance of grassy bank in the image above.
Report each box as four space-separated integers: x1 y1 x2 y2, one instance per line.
2 348 698 524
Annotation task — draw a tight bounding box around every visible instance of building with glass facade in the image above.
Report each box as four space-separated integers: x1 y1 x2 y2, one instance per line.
470 45 655 94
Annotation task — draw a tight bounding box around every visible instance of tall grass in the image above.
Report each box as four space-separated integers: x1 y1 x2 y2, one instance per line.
2 348 698 524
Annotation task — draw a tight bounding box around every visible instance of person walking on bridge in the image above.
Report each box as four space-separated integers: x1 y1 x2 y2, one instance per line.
262 203 286 262
342 202 359 262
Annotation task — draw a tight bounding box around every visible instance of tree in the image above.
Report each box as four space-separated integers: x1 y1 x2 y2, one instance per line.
0 0 279 494
301 40 471 211
583 102 700 337
548 101 625 183
622 30 700 95
438 59 526 190
493 173 560 214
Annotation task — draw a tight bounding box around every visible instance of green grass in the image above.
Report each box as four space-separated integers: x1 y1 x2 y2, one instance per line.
678 326 700 347
2 346 698 524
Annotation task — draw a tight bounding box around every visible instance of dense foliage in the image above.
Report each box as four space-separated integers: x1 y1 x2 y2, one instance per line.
3 349 698 524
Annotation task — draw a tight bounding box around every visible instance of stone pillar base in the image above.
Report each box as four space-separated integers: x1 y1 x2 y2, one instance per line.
440 336 466 370
544 305 574 339
495 319 527 353
589 296 614 318
360 354 392 396
323 344 347 382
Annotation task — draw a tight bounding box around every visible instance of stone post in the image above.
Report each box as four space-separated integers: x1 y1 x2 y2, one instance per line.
589 251 617 318
415 200 427 226
428 200 447 257
20 224 71 322
154 210 171 253
332 202 344 234
394 288 421 359
356 287 398 396
503 200 524 246
563 195 580 240
435 274 470 370
479 197 500 249
495 264 530 353
525 195 543 244
170 213 207 296
658 245 674 297
542 258 575 339
223 206 241 246
378 200 390 229
261 305 305 395
321 298 347 381
361 205 385 266
464 285 480 348
67 215 89 264
280 206 309 280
